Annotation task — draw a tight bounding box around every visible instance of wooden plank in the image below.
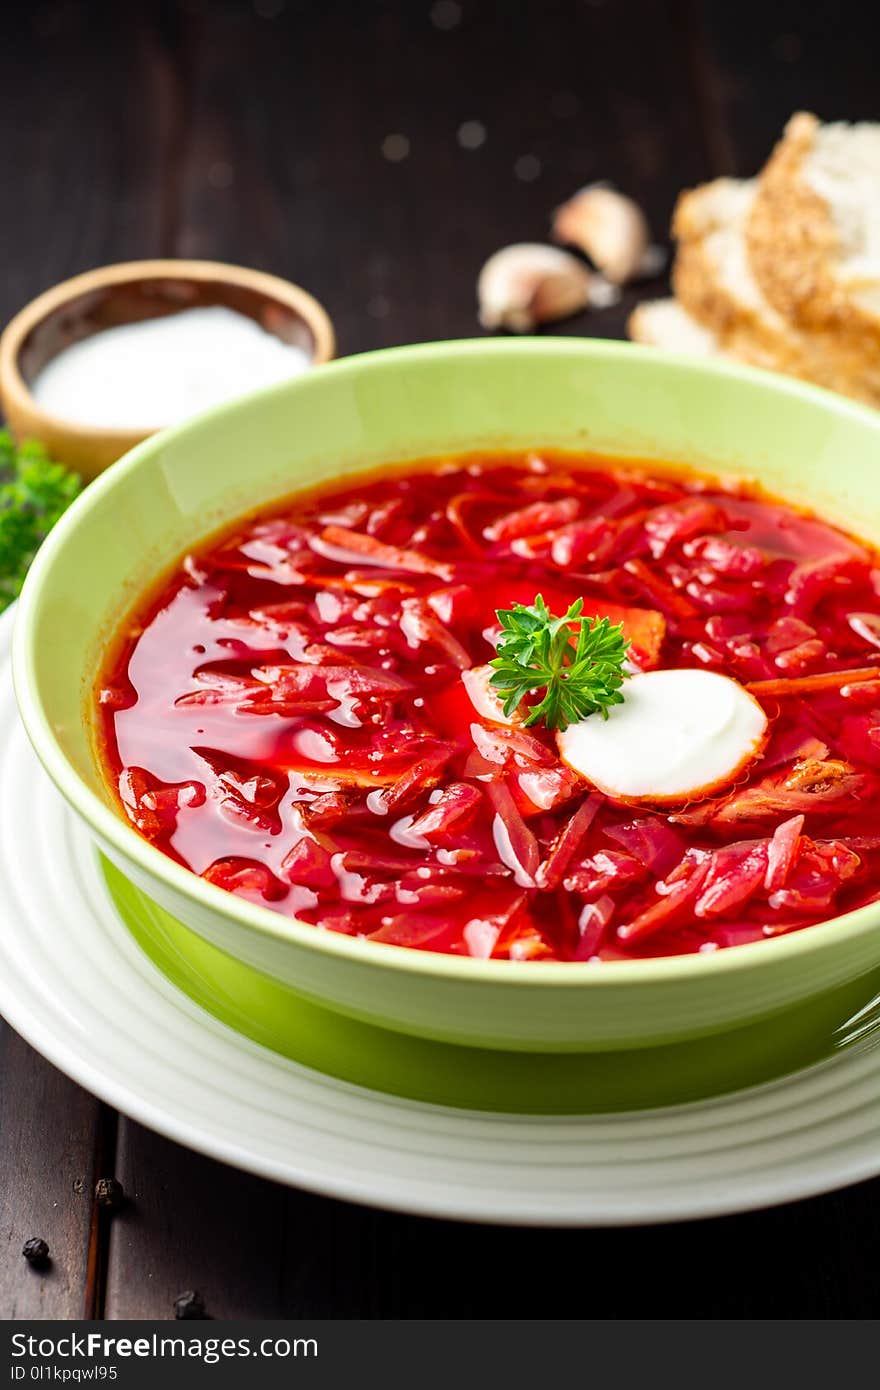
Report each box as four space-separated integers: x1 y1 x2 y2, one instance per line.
679 36 880 1310
0 1028 105 1319
105 1113 880 1317
0 1 176 328
172 0 718 352
104 1122 291 1319
700 0 880 176
0 0 187 1319
310 1186 880 1318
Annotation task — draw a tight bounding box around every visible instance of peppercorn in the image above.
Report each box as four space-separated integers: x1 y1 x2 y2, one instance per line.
95 1177 125 1211
174 1289 206 1320
22 1237 50 1267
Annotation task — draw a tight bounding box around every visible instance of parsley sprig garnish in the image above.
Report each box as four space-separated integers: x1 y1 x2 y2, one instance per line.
489 595 630 731
0 432 81 612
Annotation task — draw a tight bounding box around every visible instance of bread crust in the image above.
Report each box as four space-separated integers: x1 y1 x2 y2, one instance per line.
670 175 880 405
635 120 880 404
627 299 720 354
627 301 670 347
746 112 880 357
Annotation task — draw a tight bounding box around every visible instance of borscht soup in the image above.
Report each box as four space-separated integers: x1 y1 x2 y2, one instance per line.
96 454 880 962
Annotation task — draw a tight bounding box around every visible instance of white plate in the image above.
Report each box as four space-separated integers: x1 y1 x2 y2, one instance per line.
1 606 879 1225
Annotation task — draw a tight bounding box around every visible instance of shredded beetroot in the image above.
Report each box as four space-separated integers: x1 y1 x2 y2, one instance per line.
370 745 456 815
564 849 646 899
99 454 880 961
683 534 766 578
549 516 617 569
536 792 603 890
644 499 727 557
400 597 472 669
618 853 711 943
484 496 580 543
516 765 581 813
574 895 615 959
603 818 685 877
469 722 554 768
785 550 871 617
367 915 460 950
848 612 880 649
767 838 862 915
759 729 829 773
409 783 483 841
118 769 205 838
673 762 872 828
840 679 880 704
202 858 287 901
764 815 804 892
695 841 769 918
301 791 365 827
623 557 699 618
281 836 337 889
486 779 541 885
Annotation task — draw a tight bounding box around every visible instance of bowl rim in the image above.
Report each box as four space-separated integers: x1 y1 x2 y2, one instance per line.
0 257 336 448
13 334 880 988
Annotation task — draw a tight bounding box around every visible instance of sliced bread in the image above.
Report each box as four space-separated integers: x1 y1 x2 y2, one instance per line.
671 176 880 404
746 112 880 355
673 179 784 363
627 298 723 356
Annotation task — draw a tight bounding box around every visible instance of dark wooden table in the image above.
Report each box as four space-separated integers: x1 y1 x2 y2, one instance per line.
2 0 879 1320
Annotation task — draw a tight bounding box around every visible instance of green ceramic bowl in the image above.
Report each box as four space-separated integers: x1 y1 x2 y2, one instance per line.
13 339 880 1052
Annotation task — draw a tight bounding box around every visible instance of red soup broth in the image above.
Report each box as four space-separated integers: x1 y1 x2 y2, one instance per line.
96 453 880 962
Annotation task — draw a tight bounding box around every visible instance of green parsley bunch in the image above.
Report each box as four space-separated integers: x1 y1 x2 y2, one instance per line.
489 595 630 731
0 431 81 611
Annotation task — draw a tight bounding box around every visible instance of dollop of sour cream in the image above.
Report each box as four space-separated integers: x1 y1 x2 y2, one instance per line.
31 305 311 430
556 669 767 803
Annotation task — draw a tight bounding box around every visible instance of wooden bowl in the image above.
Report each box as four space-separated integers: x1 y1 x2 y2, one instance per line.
0 260 335 480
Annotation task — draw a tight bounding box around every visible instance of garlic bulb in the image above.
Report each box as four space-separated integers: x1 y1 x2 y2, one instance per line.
477 243 613 332
553 185 660 285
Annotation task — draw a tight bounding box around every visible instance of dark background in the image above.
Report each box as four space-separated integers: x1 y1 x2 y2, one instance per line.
2 0 879 1319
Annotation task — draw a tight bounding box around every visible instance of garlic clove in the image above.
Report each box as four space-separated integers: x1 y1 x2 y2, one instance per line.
587 274 623 310
552 184 652 286
477 243 596 332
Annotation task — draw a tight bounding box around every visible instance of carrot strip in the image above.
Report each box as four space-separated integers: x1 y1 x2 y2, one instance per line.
320 573 416 595
746 666 880 697
484 497 579 543
371 746 456 815
536 792 603 891
618 856 710 943
445 491 506 556
318 525 453 579
622 557 698 619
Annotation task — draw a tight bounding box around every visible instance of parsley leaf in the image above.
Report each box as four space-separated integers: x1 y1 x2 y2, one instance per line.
0 432 81 612
489 594 630 730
